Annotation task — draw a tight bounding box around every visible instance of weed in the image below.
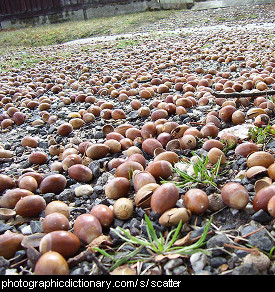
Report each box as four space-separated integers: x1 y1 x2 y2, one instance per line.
248 125 275 145
92 215 213 271
115 39 140 49
161 152 223 189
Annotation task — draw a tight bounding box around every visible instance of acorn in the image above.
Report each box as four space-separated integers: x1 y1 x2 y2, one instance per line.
0 188 34 209
134 183 160 208
105 177 131 199
247 151 275 168
221 182 249 209
267 163 275 180
179 134 197 149
0 230 24 259
207 147 226 164
39 174 67 194
34 251 69 275
142 138 163 156
159 207 191 226
29 151 48 165
42 212 70 233
132 171 157 192
73 213 102 244
57 123 73 136
243 249 271 272
267 196 275 217
150 183 179 215
39 230 81 259
184 188 209 214
45 200 70 218
90 204 114 228
235 142 259 157
62 154 82 171
0 174 15 194
253 185 275 212
15 195 46 217
68 164 93 182
115 161 144 179
113 198 134 220
145 160 172 180
21 136 38 148
18 175 38 193
86 143 110 160
153 151 179 165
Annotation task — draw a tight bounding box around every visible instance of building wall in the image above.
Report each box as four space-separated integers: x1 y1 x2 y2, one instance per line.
0 0 194 29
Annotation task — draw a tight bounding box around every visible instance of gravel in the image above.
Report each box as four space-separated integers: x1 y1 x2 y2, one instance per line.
0 3 275 275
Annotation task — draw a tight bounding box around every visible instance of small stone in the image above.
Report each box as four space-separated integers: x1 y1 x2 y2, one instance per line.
74 185 94 197
30 220 43 233
0 222 13 233
172 265 188 275
209 257 227 268
0 256 9 275
190 252 208 273
164 258 184 271
251 209 273 223
231 262 260 275
88 161 101 178
56 189 74 201
206 234 230 256
21 225 32 235
240 225 274 252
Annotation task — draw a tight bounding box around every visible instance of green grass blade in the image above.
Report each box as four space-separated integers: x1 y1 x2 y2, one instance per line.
189 216 213 249
111 227 152 247
144 214 162 250
163 220 183 252
109 246 143 271
92 247 115 259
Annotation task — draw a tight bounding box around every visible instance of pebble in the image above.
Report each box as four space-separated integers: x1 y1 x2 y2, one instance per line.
206 234 230 256
30 220 43 233
172 265 189 275
74 185 94 197
240 225 274 252
231 263 260 275
0 257 9 275
163 258 184 273
0 222 13 233
190 252 208 273
209 256 227 268
251 210 273 224
20 225 32 235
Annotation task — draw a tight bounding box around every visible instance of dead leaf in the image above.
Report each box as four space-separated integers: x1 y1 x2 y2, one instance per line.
173 232 191 246
155 253 188 262
219 263 229 272
88 234 113 250
110 264 136 275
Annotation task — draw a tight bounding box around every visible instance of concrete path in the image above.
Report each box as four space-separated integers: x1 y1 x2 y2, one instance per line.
192 0 275 10
64 22 275 46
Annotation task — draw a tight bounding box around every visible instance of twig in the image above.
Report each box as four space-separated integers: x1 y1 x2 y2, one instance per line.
9 258 28 269
212 90 275 99
86 251 110 275
223 243 259 254
67 249 110 275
